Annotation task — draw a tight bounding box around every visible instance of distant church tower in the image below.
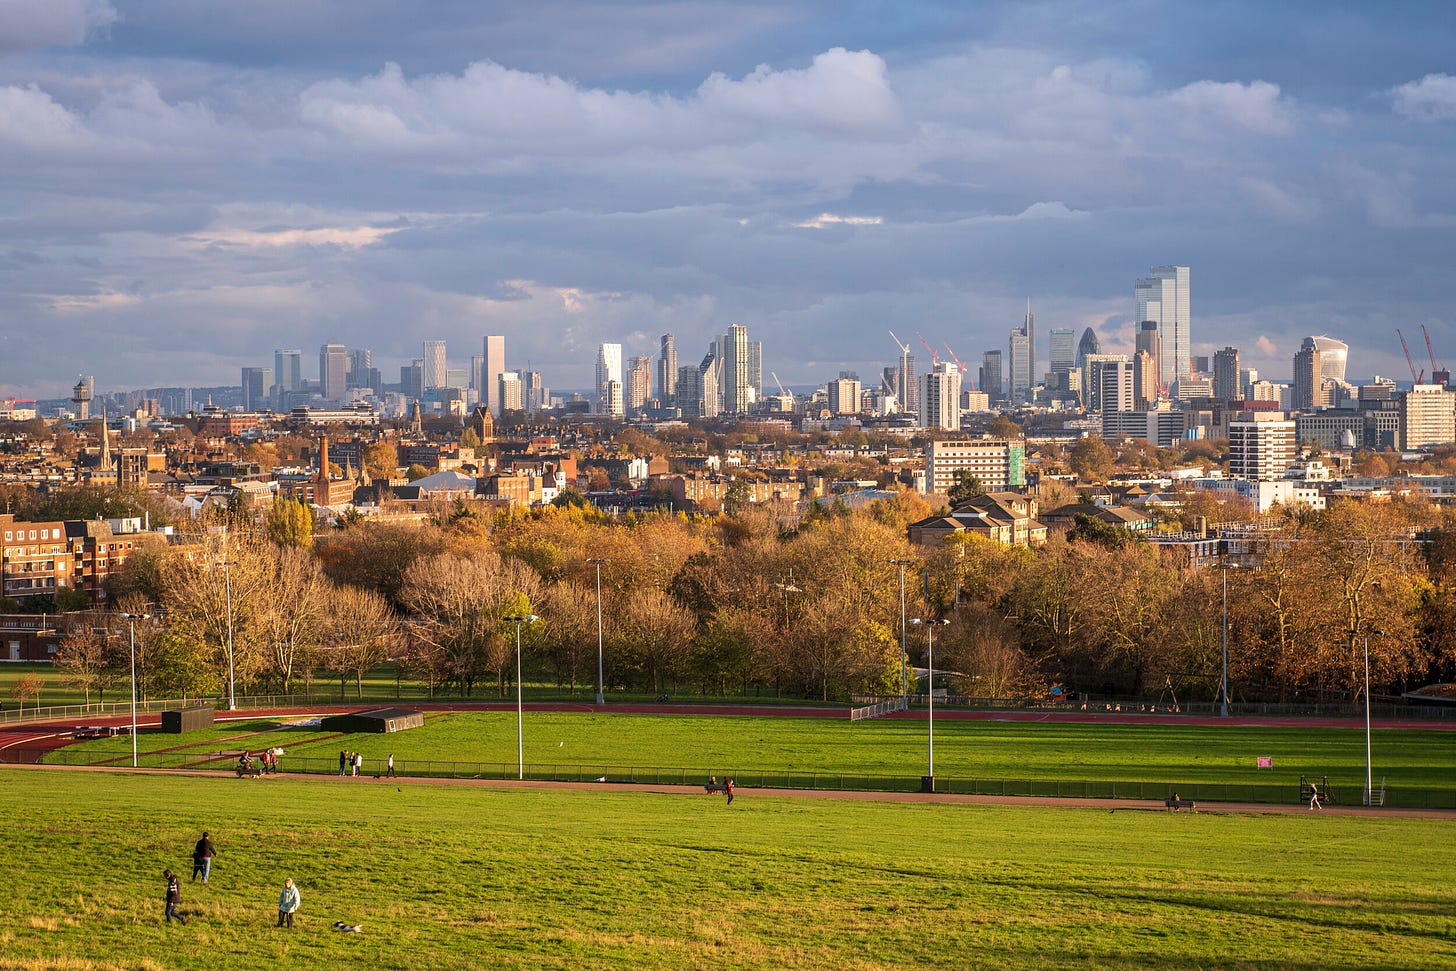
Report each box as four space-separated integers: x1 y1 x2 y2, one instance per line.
72 376 92 421
470 404 495 446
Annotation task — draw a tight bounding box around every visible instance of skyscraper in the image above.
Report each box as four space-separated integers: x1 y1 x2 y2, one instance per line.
274 348 302 397
657 334 677 402
979 350 1003 404
1134 321 1162 400
1213 347 1241 401
627 355 652 413
482 335 506 416
1135 266 1190 386
596 342 623 415
1009 324 1031 404
1082 354 1129 412
1309 336 1349 384
1133 350 1158 410
1076 327 1100 372
241 367 272 411
422 340 447 391
498 371 524 412
748 339 763 403
1049 328 1075 374
1293 338 1328 410
319 343 348 401
827 375 861 415
723 325 751 414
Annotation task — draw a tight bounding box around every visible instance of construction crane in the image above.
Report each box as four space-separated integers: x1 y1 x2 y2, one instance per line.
942 342 972 391
770 371 788 396
1422 324 1449 386
914 331 940 369
1397 328 1424 385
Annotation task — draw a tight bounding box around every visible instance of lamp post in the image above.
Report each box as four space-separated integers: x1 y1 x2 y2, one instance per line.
1220 565 1229 718
1363 628 1384 806
910 617 949 792
222 559 237 711
505 614 539 780
889 559 916 703
118 612 150 767
587 558 608 705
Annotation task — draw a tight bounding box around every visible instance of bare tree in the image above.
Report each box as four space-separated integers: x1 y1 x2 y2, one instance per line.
258 546 329 695
323 585 397 699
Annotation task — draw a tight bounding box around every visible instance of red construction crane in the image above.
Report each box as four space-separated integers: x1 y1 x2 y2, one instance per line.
1397 328 1424 385
1422 324 1449 386
914 331 939 369
942 342 974 390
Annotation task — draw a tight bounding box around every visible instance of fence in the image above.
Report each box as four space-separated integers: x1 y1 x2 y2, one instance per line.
10 745 1455 810
850 698 907 721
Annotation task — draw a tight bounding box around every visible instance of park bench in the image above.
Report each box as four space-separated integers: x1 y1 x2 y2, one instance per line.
1164 796 1196 811
704 782 728 794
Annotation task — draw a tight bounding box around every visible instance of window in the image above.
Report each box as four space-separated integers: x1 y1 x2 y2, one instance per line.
28 530 36 540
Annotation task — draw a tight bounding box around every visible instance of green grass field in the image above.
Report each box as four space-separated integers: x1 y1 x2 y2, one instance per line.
1 769 1453 970
56 712 1456 805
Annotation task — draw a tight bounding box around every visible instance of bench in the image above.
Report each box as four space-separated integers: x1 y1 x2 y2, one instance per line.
704 782 728 794
1164 796 1196 811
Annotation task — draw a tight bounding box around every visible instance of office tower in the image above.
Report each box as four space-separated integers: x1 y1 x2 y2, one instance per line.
524 371 545 413
918 362 960 431
1049 328 1075 374
498 371 524 412
1135 265 1190 386
979 350 1003 404
274 349 302 396
657 334 677 401
1082 354 1129 412
446 368 468 391
890 339 917 414
1009 327 1031 404
595 343 623 415
423 340 447 391
1133 350 1158 410
627 355 652 413
1099 360 1135 414
482 335 506 416
1241 367 1259 396
347 348 372 390
319 343 349 401
1076 327 1100 372
722 325 751 413
1401 385 1456 449
400 361 423 402
603 379 624 418
1309 336 1349 384
241 367 272 411
1134 321 1162 401
1191 355 1210 375
1293 338 1328 410
675 365 704 419
1213 347 1240 401
827 375 862 415
1228 415 1297 480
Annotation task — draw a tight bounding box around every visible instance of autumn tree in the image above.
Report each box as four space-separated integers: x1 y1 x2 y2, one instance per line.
55 621 119 704
257 546 329 695
323 585 398 698
9 674 45 715
263 495 314 548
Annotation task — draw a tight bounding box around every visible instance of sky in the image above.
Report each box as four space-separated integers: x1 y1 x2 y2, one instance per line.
2 0 1455 400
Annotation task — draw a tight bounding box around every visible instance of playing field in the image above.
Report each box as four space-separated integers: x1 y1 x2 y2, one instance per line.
54 711 1456 805
1 768 1452 970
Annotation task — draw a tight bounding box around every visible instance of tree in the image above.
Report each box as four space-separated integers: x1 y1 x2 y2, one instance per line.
361 441 398 482
55 622 119 705
947 471 985 504
461 427 482 449
987 415 1023 440
610 588 696 693
722 479 751 516
8 674 44 715
1068 438 1115 482
539 581 598 693
324 585 397 699
264 495 314 548
406 464 431 482
257 546 329 695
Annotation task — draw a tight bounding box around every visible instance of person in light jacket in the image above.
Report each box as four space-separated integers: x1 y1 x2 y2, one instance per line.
276 877 301 928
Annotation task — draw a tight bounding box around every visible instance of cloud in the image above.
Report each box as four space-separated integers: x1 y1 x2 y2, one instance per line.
1255 336 1277 355
1391 73 1456 120
0 0 115 55
185 225 401 251
1164 80 1292 136
794 213 883 229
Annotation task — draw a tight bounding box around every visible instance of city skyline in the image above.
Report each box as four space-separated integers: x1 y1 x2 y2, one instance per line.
2 2 1455 399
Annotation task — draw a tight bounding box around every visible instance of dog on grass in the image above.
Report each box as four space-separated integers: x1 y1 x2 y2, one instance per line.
333 921 363 933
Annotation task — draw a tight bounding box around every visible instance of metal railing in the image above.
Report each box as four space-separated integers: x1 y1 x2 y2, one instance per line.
850 698 908 721
8 746 1454 810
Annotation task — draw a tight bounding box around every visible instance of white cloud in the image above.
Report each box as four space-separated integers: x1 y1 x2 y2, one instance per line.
185 225 401 250
1391 73 1456 120
0 0 115 55
1164 80 1292 136
0 84 90 150
794 213 884 229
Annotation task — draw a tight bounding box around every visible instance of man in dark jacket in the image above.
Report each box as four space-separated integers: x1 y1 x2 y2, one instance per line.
192 832 216 883
164 870 188 924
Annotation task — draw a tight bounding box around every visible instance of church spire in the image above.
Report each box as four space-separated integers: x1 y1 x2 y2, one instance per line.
98 402 112 471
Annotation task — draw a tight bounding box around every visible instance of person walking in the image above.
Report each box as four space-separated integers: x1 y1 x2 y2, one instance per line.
385 754 396 778
352 752 362 777
339 750 347 777
276 878 301 928
1309 782 1322 812
164 870 188 925
192 832 216 883
726 779 735 806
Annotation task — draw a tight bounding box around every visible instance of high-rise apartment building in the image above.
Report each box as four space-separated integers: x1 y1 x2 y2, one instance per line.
498 371 524 412
1133 350 1158 410
677 351 720 419
919 362 961 431
524 371 545 413
603 379 624 419
827 375 862 415
627 355 652 413
1099 360 1135 415
979 350 1003 404
1228 414 1297 480
241 367 272 411
596 343 623 415
1213 347 1241 401
1082 354 1128 412
722 325 752 414
1134 321 1161 401
748 339 763 403
482 335 506 416
1049 328 1075 374
924 439 1026 494
657 334 677 402
422 340 447 391
319 343 349 401
274 349 302 397
1135 265 1190 386
1401 385 1456 450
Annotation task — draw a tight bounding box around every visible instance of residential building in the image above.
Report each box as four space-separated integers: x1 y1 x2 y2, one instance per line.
923 438 1026 495
1228 414 1297 481
498 372 524 412
827 375 862 415
596 343 623 415
1213 346 1240 400
919 362 960 431
1401 384 1456 450
657 334 677 402
722 325 752 413
627 355 652 413
1082 354 1129 412
907 493 1046 547
422 340 447 391
1135 265 1190 386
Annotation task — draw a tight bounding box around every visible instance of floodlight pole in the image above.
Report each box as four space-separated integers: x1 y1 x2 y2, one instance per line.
506 615 539 780
223 559 237 711
1363 629 1383 805
911 618 948 792
1221 565 1229 718
890 559 915 702
588 558 608 705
